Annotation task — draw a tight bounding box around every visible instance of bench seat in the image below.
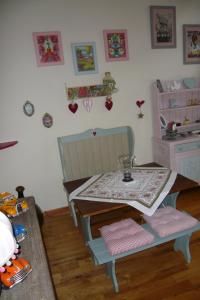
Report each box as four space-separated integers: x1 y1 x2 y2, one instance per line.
88 221 200 292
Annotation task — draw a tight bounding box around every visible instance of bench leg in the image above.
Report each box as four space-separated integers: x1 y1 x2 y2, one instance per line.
162 192 179 208
173 234 191 263
106 261 119 293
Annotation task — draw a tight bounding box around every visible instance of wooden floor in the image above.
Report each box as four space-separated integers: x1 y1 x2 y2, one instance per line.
42 187 200 300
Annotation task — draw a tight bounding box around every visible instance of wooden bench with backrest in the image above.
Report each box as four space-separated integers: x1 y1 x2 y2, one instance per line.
57 126 134 226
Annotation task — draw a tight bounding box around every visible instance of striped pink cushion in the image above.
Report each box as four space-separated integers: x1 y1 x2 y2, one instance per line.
143 206 198 238
99 218 154 256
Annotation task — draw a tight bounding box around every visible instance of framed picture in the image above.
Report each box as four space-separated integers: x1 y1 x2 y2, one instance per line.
103 29 129 62
32 31 64 66
183 24 200 64
71 42 98 75
150 6 176 49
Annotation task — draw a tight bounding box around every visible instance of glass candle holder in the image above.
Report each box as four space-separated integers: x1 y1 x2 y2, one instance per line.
118 154 133 182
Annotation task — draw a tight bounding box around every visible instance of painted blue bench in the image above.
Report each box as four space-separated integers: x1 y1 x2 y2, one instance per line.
88 221 200 293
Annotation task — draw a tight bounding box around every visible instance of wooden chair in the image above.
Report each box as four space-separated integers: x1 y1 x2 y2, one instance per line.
57 126 134 226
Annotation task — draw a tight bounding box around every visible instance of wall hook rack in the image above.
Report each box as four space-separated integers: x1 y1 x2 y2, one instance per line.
66 72 118 101
66 72 118 113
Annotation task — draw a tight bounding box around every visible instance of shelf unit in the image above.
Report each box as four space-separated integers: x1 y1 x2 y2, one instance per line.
152 79 200 183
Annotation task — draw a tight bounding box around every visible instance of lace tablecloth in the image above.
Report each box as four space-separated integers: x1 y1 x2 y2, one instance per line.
69 167 177 216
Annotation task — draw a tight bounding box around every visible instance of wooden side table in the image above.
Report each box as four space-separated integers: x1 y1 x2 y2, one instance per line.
1 197 56 300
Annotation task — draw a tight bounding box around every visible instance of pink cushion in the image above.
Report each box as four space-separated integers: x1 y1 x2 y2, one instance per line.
143 206 198 238
99 218 154 256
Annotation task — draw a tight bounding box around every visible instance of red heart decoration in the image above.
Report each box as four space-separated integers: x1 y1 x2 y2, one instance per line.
68 103 78 113
105 99 113 111
136 100 145 108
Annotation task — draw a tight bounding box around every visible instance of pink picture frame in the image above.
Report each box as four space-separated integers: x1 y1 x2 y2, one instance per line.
183 24 200 64
33 31 64 66
103 29 129 62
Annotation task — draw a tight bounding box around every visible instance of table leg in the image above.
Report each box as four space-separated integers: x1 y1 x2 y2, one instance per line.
81 216 92 243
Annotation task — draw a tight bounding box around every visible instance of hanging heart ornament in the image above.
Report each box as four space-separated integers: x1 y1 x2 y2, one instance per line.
83 98 93 112
105 97 113 111
68 102 78 113
136 100 145 108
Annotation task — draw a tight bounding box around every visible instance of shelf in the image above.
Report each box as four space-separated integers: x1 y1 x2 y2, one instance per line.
153 79 200 182
160 104 200 112
162 133 200 143
0 141 18 150
161 122 200 136
176 122 200 133
157 87 200 96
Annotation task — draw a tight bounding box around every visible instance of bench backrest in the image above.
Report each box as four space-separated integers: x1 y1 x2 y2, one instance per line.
57 126 134 182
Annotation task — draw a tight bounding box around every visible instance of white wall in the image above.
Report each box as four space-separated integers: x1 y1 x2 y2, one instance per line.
1 0 200 211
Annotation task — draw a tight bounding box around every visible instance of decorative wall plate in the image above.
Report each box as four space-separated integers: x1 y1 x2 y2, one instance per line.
42 113 53 128
23 101 34 116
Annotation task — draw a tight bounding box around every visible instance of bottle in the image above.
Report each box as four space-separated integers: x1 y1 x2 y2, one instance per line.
16 186 25 198
103 72 117 95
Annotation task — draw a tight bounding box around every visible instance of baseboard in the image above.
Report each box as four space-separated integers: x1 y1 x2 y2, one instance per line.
43 206 69 217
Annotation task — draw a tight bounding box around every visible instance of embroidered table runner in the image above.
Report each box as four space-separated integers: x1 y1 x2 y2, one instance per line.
69 167 177 216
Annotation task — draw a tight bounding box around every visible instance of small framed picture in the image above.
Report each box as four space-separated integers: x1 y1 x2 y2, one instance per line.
33 31 64 66
103 29 129 62
183 24 200 64
150 6 176 49
71 42 98 75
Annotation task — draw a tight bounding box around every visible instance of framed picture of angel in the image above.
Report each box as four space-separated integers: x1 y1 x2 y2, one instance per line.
33 31 64 66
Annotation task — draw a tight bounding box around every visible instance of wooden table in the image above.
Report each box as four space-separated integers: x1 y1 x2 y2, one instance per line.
64 163 199 242
1 197 56 300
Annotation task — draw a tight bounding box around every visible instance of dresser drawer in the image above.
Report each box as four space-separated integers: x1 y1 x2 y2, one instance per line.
175 141 200 153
